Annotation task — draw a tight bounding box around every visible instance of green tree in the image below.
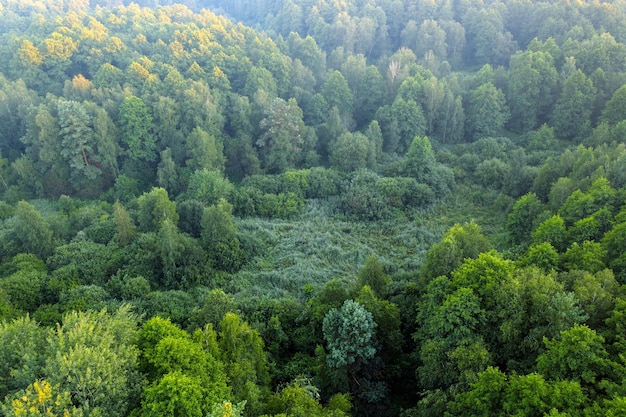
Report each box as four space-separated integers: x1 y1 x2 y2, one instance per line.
537 324 620 397
448 366 506 417
417 286 489 390
201 199 242 272
354 65 385 128
508 50 558 132
420 222 492 282
561 241 606 273
465 82 510 139
118 95 156 164
185 169 234 206
532 214 567 252
2 380 83 417
496 267 586 370
136 316 189 376
145 334 229 407
158 219 187 290
450 367 586 417
57 100 101 194
0 268 46 313
601 84 626 126
321 70 353 119
157 148 179 195
89 105 119 185
2 201 54 259
463 7 517 66
506 193 544 248
376 97 427 154
113 201 136 246
45 306 141 417
136 187 178 233
189 289 238 331
185 127 225 173
329 131 373 173
257 98 309 173
0 316 47 399
551 70 596 140
218 312 269 416
523 243 559 272
141 371 204 417
322 299 377 369
264 380 350 417
403 135 436 183
355 254 391 297
451 251 514 314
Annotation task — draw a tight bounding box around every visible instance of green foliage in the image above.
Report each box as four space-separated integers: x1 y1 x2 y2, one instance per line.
257 97 310 174
524 243 559 272
264 379 350 417
322 299 377 368
3 2 626 416
218 312 269 416
185 169 234 206
141 371 204 417
450 367 587 417
340 170 392 221
2 380 83 417
45 306 141 417
506 193 544 247
113 201 137 245
532 214 567 252
329 132 374 173
537 325 621 397
561 241 607 273
2 201 54 259
189 289 239 331
601 84 626 126
0 316 47 399
403 136 436 183
136 187 179 233
118 95 156 164
465 83 509 139
48 241 117 287
508 50 558 132
201 199 243 272
57 100 101 195
551 70 596 141
185 127 225 173
355 254 390 297
420 222 492 282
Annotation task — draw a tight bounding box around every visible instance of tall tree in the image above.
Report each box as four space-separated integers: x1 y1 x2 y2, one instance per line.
118 95 156 170
465 82 510 139
184 127 225 173
136 187 178 233
600 84 626 126
45 307 141 417
3 201 53 259
257 97 309 173
551 70 596 140
57 100 101 195
508 50 558 133
323 299 377 369
218 312 269 416
201 199 242 272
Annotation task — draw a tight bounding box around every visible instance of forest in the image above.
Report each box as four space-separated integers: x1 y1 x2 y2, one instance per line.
1 0 626 415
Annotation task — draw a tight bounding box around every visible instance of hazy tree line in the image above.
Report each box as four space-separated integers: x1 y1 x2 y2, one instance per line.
1 0 626 416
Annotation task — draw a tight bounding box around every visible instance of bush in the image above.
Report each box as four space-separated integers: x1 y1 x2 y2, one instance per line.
306 167 344 198
340 170 392 221
375 177 434 208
